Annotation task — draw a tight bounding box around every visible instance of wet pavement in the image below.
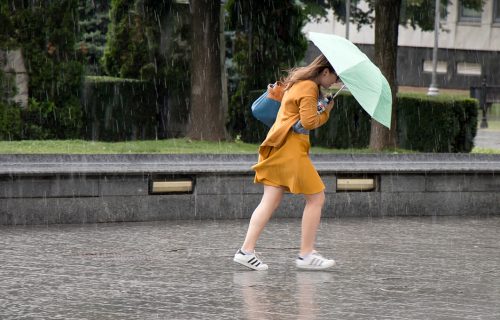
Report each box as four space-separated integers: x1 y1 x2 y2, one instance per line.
474 129 500 150
1 216 499 319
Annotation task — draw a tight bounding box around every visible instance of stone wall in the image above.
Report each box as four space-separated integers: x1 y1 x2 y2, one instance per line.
0 154 499 225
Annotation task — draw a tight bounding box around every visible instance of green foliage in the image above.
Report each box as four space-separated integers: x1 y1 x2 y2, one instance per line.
81 77 158 141
397 96 459 152
226 0 309 142
0 69 21 140
453 98 478 152
302 0 373 29
311 93 371 148
21 97 83 139
0 0 85 140
102 0 191 138
102 0 146 78
103 0 187 80
0 101 22 140
397 94 478 152
77 0 110 75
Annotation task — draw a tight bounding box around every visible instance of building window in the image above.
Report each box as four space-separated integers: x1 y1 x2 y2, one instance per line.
456 62 481 76
494 0 500 23
458 1 482 23
423 60 447 74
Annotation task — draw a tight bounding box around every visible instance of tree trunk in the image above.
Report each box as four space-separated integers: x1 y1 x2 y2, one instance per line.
186 0 227 140
370 0 401 150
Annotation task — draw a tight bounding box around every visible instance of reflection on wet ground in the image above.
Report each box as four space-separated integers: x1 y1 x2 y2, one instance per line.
1 216 499 319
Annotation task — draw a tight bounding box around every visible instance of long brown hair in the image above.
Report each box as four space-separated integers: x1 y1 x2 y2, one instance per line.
282 54 335 90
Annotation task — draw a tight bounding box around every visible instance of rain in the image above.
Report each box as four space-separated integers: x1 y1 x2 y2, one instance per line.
0 0 500 319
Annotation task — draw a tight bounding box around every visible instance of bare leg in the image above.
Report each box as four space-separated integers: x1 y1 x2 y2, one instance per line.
241 185 284 252
300 191 325 256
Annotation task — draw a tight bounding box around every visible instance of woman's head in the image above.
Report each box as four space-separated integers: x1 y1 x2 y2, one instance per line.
282 54 338 90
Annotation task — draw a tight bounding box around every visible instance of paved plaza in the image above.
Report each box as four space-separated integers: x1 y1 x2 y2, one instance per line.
474 129 500 150
1 215 499 319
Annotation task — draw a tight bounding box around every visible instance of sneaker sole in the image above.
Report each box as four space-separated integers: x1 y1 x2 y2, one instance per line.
296 261 336 270
233 257 268 271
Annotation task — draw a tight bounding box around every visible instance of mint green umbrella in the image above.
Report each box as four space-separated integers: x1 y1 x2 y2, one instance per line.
309 32 392 129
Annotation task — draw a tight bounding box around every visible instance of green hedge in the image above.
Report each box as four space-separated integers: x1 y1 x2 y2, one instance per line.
0 69 22 140
238 92 478 153
311 93 372 148
0 102 22 140
397 94 477 152
81 77 158 141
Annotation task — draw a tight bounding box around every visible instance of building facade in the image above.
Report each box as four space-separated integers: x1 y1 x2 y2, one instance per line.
303 0 500 89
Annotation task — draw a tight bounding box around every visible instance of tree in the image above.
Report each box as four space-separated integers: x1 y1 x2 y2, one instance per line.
186 0 227 140
102 0 149 78
77 0 110 75
371 0 401 149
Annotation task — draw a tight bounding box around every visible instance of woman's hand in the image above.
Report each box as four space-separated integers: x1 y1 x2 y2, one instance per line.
325 99 334 113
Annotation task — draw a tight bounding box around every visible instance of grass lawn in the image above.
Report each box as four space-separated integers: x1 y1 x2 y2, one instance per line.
471 147 500 154
0 139 394 154
0 138 497 154
0 139 260 154
398 86 469 98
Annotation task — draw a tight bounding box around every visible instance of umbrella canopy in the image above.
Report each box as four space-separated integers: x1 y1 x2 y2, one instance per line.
309 32 392 129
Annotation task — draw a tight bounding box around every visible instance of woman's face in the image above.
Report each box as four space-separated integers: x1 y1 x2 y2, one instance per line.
318 69 339 89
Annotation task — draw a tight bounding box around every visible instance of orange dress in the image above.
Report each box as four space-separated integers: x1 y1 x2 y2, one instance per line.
252 80 331 194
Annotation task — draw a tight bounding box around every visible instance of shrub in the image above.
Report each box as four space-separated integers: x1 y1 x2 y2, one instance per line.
0 101 22 140
452 98 478 152
397 94 478 152
311 93 371 148
81 77 158 141
0 66 21 140
21 98 83 140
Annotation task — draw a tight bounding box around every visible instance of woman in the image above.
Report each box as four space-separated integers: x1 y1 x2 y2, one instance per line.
233 54 339 271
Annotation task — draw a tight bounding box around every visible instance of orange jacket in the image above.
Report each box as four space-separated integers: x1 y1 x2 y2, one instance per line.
258 80 330 157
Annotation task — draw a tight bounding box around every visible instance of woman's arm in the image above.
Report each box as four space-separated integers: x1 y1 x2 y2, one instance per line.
297 95 332 130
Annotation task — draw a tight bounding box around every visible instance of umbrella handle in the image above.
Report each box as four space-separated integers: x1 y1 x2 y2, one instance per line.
328 84 346 101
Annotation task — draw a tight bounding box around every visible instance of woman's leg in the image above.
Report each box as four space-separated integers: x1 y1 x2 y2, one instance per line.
241 185 284 252
300 191 325 256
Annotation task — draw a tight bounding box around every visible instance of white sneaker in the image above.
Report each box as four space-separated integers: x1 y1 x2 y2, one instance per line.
296 251 335 270
233 249 268 271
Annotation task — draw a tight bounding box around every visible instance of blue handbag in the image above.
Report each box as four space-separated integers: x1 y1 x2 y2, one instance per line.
251 82 285 127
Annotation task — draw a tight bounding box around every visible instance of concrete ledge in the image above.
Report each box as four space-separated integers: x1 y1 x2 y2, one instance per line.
1 153 500 175
0 154 499 225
